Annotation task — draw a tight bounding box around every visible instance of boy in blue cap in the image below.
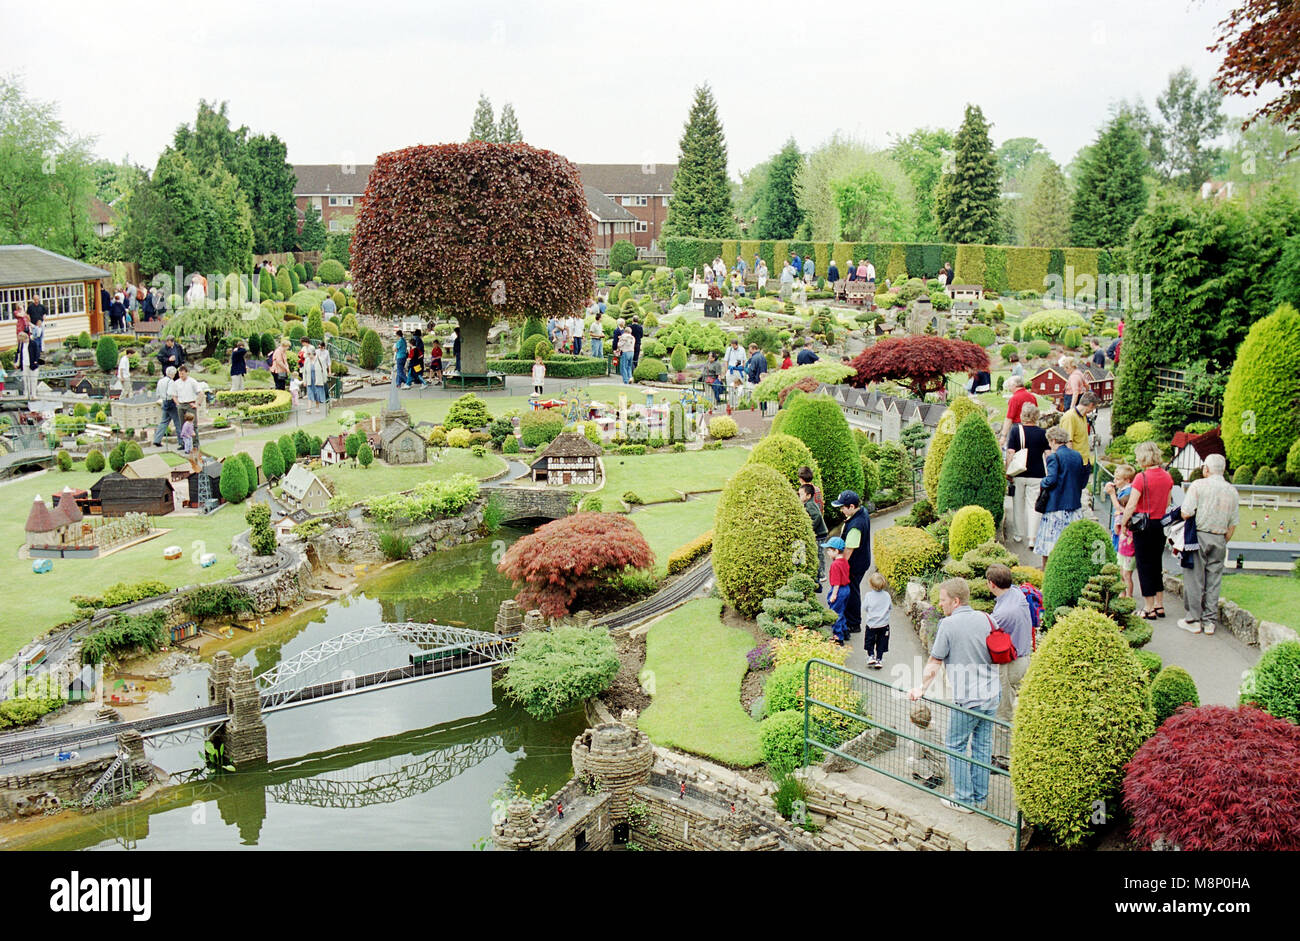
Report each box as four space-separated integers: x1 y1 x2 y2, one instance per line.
823 537 851 645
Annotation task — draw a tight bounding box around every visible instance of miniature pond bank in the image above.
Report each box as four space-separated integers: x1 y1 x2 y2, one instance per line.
2 529 587 851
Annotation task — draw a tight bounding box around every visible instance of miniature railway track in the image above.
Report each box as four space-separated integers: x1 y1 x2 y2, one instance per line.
595 557 713 630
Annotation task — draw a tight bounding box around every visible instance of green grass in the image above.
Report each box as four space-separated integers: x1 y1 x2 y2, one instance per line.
1236 505 1300 539
594 447 750 505
630 493 719 575
1220 574 1300 631
0 468 250 659
318 449 507 502
637 597 762 766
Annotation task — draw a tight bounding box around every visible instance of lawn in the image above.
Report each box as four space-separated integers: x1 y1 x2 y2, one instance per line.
0 467 250 659
318 449 507 502
1219 574 1300 631
637 597 762 766
630 493 719 575
1236 504 1300 541
595 446 750 505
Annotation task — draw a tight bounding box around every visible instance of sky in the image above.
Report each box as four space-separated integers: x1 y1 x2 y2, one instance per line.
4 0 1247 177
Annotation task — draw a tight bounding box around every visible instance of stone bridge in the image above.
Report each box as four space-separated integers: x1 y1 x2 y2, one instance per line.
491 486 576 525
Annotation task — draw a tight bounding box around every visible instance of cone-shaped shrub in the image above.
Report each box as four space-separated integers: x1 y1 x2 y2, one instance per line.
778 393 863 523
219 457 249 504
1239 640 1300 725
1010 607 1153 847
260 440 285 482
922 396 984 502
935 412 1006 526
1041 519 1115 628
1221 304 1300 469
746 433 821 491
713 464 818 617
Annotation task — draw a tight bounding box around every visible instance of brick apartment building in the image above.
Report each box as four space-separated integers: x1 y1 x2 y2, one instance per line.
293 164 374 234
576 164 676 250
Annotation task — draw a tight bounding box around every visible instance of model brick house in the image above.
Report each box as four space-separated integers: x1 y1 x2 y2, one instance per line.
575 164 676 250
1029 367 1069 409
584 186 638 250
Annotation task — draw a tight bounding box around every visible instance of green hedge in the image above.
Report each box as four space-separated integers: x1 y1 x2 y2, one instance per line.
490 355 607 378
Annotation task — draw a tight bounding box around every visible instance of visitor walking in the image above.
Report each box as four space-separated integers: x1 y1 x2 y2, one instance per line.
230 338 247 392
702 350 724 404
629 317 643 365
1005 403 1049 546
804 257 815 285
827 260 840 285
170 365 201 452
800 483 829 588
1063 358 1088 412
823 537 851 645
617 328 636 383
115 348 131 393
1119 441 1175 622
987 563 1033 724
151 366 180 445
394 330 408 388
909 578 1000 813
409 329 426 387
588 312 605 360
725 338 745 380
1104 463 1138 598
1033 426 1088 567
321 293 337 317
16 331 40 399
289 373 301 409
1178 454 1239 636
570 312 584 357
779 262 794 300
999 375 1036 445
834 491 871 637
1059 391 1098 471
270 338 290 391
308 342 330 412
180 411 196 457
756 260 768 293
452 327 461 373
744 344 768 415
108 293 126 332
861 572 892 669
158 335 186 374
429 337 444 382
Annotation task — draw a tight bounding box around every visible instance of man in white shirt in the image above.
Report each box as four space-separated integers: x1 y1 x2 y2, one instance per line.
570 314 584 356
588 312 605 360
724 338 746 379
865 261 876 284
115 350 131 392
169 365 201 451
151 366 180 446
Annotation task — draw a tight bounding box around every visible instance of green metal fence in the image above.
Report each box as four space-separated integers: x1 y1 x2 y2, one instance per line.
802 658 1022 847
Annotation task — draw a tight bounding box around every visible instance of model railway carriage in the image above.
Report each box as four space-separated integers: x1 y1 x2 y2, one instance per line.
410 648 466 667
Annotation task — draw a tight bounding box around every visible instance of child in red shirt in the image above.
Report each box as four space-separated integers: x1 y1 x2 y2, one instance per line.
824 537 851 645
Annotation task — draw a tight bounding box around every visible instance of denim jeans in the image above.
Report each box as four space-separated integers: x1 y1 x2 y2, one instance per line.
153 400 182 446
620 354 633 383
395 356 407 385
589 338 602 360
945 700 998 805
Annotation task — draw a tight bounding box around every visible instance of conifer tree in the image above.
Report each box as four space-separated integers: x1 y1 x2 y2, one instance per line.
1022 159 1073 247
935 104 1001 244
1069 114 1149 247
468 95 497 143
755 138 803 239
497 103 522 143
663 84 736 238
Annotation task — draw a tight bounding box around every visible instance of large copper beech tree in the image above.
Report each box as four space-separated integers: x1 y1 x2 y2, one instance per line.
847 336 990 397
351 142 594 375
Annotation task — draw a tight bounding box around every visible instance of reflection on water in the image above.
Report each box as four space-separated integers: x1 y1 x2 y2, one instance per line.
13 527 586 851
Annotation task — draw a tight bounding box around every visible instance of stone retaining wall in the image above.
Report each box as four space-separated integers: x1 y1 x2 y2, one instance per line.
1161 571 1297 650
306 500 486 564
0 743 153 818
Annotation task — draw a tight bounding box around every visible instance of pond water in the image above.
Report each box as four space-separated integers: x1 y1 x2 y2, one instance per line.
13 527 585 851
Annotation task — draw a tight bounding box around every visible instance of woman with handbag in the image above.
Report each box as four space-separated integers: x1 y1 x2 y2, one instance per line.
1032 426 1088 567
1005 403 1049 546
1118 441 1175 620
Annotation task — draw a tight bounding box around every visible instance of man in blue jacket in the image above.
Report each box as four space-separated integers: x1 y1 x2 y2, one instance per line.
834 491 872 636
394 330 408 388
796 347 819 366
745 343 768 415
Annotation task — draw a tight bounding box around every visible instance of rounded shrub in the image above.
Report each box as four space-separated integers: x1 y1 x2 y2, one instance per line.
962 325 996 348
934 412 1006 526
219 457 249 504
519 333 548 359
84 448 105 473
759 709 806 771
922 396 984 503
446 428 472 448
777 393 863 522
1041 519 1116 628
1133 649 1163 682
1254 465 1280 486
1000 343 1018 363
95 335 118 373
713 464 818 618
444 393 492 430
1150 665 1199 726
1232 465 1254 485
260 440 285 481
1026 339 1051 358
1222 304 1300 470
948 505 995 560
746 433 819 489
1010 606 1154 847
708 416 738 439
1124 420 1157 444
503 434 520 454
632 357 666 382
871 526 946 595
123 441 144 464
519 410 565 448
670 343 688 373
1123 705 1300 851
1239 640 1300 724
317 258 346 283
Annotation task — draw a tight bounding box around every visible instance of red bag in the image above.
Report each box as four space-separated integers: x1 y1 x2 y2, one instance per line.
985 614 1017 664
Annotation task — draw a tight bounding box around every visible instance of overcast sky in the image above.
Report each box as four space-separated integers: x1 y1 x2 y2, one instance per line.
6 0 1245 176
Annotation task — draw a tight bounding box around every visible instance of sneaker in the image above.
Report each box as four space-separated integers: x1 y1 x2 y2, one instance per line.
1202 623 1216 635
940 799 973 814
992 754 1010 771
871 659 884 670
1176 618 1202 634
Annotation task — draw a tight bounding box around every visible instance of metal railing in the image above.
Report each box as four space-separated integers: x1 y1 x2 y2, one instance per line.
802 659 1021 846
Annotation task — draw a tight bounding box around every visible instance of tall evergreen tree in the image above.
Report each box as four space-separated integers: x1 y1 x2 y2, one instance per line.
662 84 736 238
497 103 522 143
1021 159 1073 247
934 104 1001 244
1069 114 1149 247
754 138 803 238
468 95 497 143
298 206 326 251
889 127 954 242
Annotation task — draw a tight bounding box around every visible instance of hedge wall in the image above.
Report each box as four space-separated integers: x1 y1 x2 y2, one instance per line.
666 238 1112 293
489 355 608 378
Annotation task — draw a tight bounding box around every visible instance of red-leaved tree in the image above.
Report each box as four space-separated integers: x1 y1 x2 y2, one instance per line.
847 336 990 396
1123 705 1300 851
498 512 654 618
351 142 594 375
1211 1 1300 134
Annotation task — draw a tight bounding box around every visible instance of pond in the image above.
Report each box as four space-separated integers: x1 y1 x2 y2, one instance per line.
10 527 585 851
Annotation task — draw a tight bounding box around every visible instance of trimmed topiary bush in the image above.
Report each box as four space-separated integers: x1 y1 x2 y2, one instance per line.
713 464 818 618
948 505 995 561
922 396 984 503
1239 640 1300 725
759 709 807 771
219 457 249 504
95 335 118 373
1124 420 1157 443
260 440 285 481
1041 519 1116 628
746 433 820 490
1123 705 1300 851
1010 606 1153 847
934 412 1006 526
1150 665 1199 726
1222 304 1300 470
1254 465 1280 486
872 526 946 595
359 329 383 370
670 343 688 374
444 393 492 430
777 393 863 523
1026 339 1051 358
502 434 520 454
123 441 144 464
632 357 666 382
962 325 996 348
708 416 738 439
317 258 346 283
85 448 105 473
520 409 565 448
1232 465 1254 485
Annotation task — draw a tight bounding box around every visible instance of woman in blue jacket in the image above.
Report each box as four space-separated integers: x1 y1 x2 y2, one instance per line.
1033 425 1089 567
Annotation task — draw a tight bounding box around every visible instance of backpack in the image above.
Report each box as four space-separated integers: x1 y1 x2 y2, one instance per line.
1019 584 1044 640
984 614 1017 665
